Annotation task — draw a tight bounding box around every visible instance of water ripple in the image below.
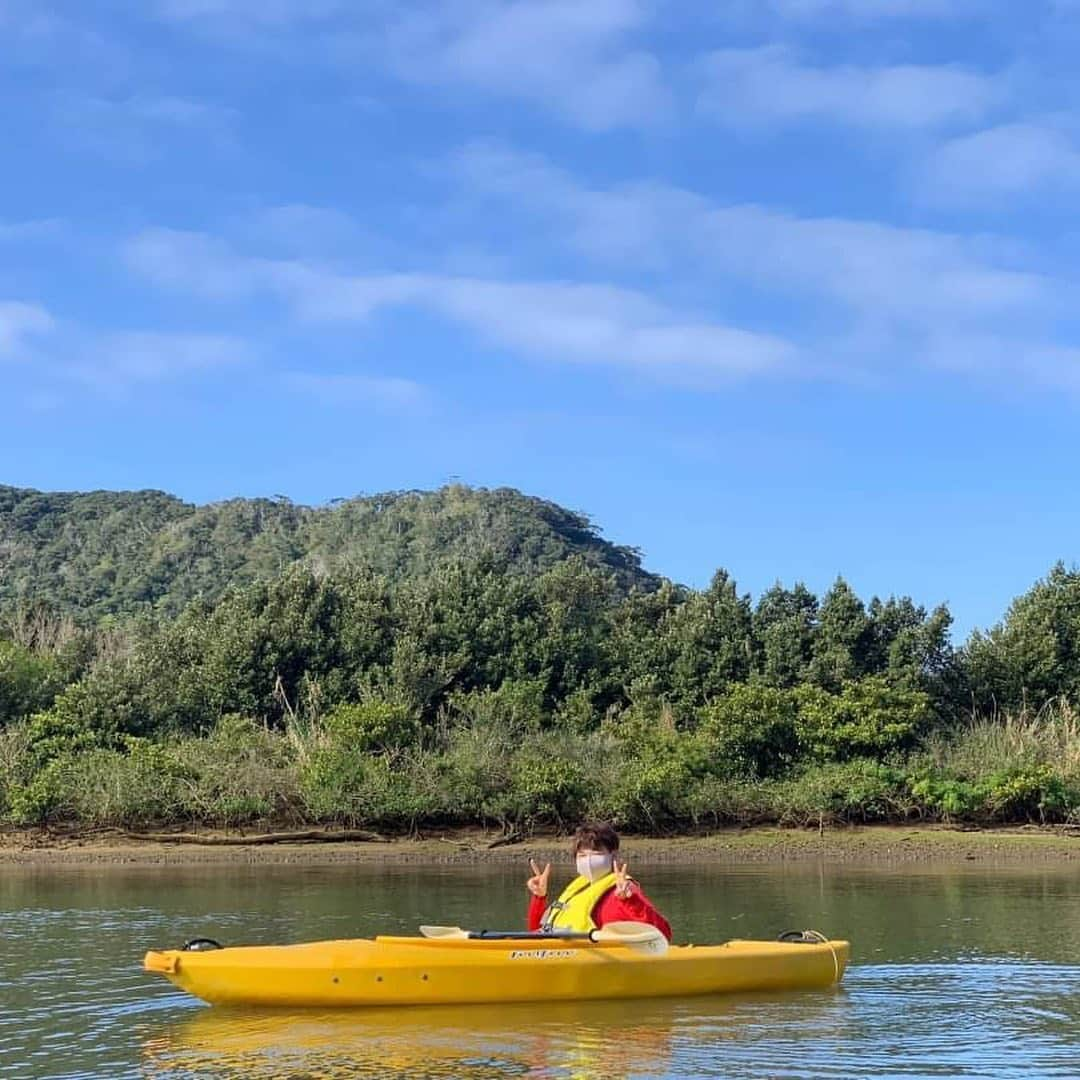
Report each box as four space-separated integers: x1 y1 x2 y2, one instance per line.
4 864 1080 1078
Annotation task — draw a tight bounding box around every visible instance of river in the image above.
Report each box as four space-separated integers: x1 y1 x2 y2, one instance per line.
2 860 1079 1078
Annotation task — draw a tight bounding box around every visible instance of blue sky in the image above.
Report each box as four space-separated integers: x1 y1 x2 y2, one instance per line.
4 0 1080 638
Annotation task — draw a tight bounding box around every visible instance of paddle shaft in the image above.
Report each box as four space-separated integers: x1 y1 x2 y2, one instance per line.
417 921 668 953
469 930 592 941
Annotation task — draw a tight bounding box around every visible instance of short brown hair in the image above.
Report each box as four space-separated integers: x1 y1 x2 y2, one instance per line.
572 821 620 855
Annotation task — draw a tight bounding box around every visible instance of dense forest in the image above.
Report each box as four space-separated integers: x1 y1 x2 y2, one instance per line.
2 482 1079 833
0 483 654 621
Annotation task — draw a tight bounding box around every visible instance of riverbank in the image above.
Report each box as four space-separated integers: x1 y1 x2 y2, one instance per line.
3 824 1079 866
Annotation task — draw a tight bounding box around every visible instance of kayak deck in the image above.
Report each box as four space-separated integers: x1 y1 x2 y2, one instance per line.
144 934 849 1008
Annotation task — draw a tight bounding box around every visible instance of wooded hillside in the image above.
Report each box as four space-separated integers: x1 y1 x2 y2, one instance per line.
0 483 655 620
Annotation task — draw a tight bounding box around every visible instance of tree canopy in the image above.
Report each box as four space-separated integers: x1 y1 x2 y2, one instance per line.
0 483 656 621
2 481 1080 833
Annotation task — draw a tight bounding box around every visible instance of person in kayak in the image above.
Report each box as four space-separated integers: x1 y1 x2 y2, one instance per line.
525 822 672 941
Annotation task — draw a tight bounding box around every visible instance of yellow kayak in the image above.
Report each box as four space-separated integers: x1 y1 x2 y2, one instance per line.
143 930 849 1008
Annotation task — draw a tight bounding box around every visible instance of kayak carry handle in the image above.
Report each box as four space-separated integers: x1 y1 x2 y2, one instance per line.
143 950 179 974
777 930 828 944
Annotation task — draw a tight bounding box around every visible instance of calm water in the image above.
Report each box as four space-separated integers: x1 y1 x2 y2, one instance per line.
2 859 1079 1078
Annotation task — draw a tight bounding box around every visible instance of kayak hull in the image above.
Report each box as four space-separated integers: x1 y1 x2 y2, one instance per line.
144 935 849 1008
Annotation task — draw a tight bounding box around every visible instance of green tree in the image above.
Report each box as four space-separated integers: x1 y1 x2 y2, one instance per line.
964 563 1080 711
866 597 954 689
794 677 930 761
662 571 755 709
607 581 687 706
0 641 67 726
809 578 872 691
698 683 800 778
753 582 818 688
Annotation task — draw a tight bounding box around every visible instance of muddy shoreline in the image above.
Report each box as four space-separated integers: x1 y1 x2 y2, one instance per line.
3 824 1079 866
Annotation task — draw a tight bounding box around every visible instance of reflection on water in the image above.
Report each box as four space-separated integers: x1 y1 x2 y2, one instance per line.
2 862 1079 1078
141 992 848 1079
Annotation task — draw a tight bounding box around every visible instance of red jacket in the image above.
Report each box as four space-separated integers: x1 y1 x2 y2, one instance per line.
528 883 672 941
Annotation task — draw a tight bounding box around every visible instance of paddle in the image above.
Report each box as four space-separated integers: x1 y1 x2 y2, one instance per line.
418 920 668 955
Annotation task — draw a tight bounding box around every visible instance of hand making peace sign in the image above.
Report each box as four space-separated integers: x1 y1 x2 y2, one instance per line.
613 859 634 899
527 858 551 898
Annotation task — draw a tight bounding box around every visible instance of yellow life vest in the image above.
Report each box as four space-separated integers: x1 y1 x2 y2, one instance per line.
540 872 618 932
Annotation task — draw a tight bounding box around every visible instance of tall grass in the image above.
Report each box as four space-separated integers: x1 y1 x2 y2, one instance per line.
922 701 1080 779
4 706 1080 832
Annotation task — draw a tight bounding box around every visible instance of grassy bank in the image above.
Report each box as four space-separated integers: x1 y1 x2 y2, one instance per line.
8 546 1080 849
3 707 1079 837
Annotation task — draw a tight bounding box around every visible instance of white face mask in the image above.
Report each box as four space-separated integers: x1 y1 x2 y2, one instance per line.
575 851 614 882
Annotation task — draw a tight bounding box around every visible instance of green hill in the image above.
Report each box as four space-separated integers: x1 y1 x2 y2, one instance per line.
0 483 657 621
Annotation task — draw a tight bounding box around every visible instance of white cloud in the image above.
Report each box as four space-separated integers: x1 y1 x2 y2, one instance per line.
236 204 375 257
51 94 237 162
0 298 252 399
250 204 357 241
698 46 998 130
126 228 260 299
126 96 235 127
448 142 1052 329
0 301 54 356
925 334 1080 394
765 0 981 17
419 278 793 381
124 228 797 385
157 0 670 130
448 142 703 269
0 2 128 75
700 206 1047 323
921 123 1080 203
378 0 670 130
88 332 253 382
41 329 253 398
286 372 430 412
156 0 344 23
438 143 1080 391
0 219 64 242
129 154 1071 391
